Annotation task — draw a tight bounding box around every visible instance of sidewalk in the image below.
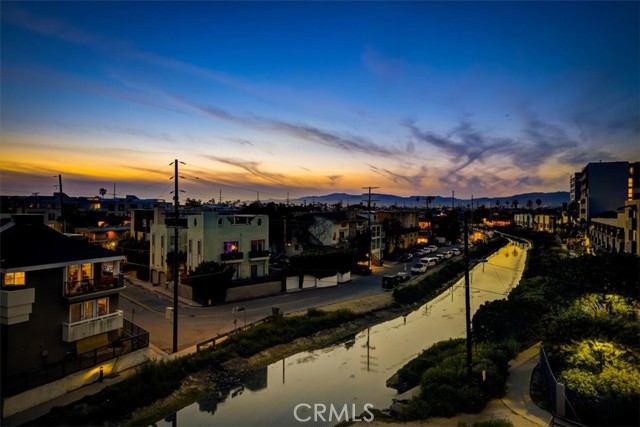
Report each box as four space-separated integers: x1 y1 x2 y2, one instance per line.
2 367 137 427
125 276 202 308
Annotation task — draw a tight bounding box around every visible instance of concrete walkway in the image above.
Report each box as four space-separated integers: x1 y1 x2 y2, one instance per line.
2 367 137 426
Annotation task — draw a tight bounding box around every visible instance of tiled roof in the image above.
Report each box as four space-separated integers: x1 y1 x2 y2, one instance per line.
1 217 124 270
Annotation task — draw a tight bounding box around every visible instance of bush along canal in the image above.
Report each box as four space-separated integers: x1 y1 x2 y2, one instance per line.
150 240 529 427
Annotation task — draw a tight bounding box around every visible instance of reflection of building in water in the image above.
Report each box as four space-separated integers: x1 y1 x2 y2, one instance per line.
198 392 220 415
197 366 268 415
245 366 268 391
164 413 177 427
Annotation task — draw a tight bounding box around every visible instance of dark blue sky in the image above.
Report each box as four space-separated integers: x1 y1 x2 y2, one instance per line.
2 1 638 200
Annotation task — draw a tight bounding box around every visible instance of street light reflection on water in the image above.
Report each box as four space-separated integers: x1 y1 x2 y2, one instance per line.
153 241 529 427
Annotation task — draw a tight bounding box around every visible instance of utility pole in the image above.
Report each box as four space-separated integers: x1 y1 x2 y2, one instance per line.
452 190 455 211
281 216 287 293
463 211 472 378
471 195 474 227
362 186 379 270
171 159 184 354
113 183 117 199
58 174 65 233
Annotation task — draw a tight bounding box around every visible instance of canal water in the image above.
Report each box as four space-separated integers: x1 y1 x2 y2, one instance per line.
153 241 528 427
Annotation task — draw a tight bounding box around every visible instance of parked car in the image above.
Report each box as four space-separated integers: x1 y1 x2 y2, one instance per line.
426 245 438 252
382 275 398 289
382 272 411 289
420 257 438 267
450 248 461 256
410 263 427 274
395 271 411 282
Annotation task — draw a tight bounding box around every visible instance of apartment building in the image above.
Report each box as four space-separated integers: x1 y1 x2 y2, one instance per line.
590 200 639 256
185 211 270 280
575 161 639 223
1 215 149 418
150 208 271 285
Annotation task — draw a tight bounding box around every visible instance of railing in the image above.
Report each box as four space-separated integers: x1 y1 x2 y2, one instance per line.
62 310 124 342
220 252 244 261
248 250 270 259
63 274 124 297
2 319 149 398
196 314 271 352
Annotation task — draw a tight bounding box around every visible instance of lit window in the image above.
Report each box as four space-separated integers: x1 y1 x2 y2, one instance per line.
3 272 25 286
69 298 109 322
223 241 239 253
67 263 93 284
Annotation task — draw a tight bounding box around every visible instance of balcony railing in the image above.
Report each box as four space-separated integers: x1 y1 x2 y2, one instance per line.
220 252 244 261
248 250 270 259
62 310 123 342
64 274 124 298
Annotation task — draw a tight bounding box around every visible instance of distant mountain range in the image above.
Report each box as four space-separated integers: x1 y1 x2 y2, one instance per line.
289 191 570 208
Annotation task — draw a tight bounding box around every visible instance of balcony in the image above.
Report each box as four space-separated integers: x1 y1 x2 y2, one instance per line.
248 250 270 260
220 252 244 262
63 274 124 299
62 310 124 342
1 288 36 325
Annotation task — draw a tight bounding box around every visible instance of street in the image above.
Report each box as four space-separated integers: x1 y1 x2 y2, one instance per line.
120 261 409 353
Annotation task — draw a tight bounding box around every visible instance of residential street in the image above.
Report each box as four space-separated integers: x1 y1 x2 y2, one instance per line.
119 261 408 354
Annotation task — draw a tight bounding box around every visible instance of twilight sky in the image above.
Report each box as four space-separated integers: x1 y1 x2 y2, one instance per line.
1 1 638 202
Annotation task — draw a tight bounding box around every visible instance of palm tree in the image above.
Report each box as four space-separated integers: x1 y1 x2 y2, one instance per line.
536 199 542 209
429 196 435 208
99 188 107 198
512 199 519 210
505 200 510 210
527 200 533 211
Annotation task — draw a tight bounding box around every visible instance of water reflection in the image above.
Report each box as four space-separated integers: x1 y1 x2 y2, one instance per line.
153 241 528 427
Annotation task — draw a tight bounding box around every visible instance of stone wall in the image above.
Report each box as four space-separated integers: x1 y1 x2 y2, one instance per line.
225 281 282 302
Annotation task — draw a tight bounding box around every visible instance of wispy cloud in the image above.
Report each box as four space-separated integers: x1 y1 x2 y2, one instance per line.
268 120 395 158
98 124 176 143
169 94 398 159
206 155 286 184
327 175 342 186
366 163 426 188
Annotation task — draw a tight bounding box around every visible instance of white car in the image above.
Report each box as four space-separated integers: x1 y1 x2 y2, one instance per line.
411 263 427 274
420 257 438 267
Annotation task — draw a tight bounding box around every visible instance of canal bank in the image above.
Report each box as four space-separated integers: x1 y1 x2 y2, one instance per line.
136 240 530 427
